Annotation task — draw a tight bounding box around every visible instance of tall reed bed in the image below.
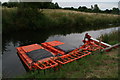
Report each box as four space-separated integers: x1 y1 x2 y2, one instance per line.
2 8 120 34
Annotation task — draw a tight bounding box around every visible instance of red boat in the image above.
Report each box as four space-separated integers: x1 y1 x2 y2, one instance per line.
16 33 119 70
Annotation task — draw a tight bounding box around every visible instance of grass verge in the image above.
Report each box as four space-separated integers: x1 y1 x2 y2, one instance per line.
18 48 118 78
2 8 120 34
98 30 119 45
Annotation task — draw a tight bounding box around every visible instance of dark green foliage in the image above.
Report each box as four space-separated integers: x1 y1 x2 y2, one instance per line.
16 3 47 30
2 2 119 14
111 8 120 14
93 4 100 13
2 8 120 34
78 6 88 12
54 2 60 9
102 8 120 15
64 7 77 11
2 2 120 34
70 4 119 14
2 2 19 8
2 2 8 7
104 9 112 13
2 8 17 33
2 2 60 9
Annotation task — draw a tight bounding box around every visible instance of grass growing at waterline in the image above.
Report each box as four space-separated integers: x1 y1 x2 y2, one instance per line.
18 48 118 78
2 8 120 34
98 30 120 45
18 31 119 78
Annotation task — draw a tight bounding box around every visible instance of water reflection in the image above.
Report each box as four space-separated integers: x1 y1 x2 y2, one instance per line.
46 27 119 49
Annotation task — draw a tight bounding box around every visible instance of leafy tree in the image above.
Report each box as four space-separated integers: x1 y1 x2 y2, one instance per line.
49 3 56 9
104 9 112 13
93 4 100 13
16 2 44 30
78 6 88 12
2 2 19 8
54 2 60 9
2 2 8 7
111 8 119 14
91 5 93 10
2 2 60 9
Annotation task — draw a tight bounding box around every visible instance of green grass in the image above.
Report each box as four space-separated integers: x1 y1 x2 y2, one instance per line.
2 8 120 34
98 30 120 45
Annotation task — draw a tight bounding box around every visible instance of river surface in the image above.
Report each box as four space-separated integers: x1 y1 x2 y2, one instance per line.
2 27 119 78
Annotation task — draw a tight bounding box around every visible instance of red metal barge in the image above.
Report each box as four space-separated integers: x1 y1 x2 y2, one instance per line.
16 33 119 70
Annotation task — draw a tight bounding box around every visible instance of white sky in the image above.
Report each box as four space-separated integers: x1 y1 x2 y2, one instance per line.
1 0 119 10
1 0 8 3
57 2 119 10
1 0 120 3
53 0 119 2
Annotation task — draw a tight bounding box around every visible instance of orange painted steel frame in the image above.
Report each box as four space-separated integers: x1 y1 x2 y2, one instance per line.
41 41 65 55
16 33 115 70
41 34 112 65
17 44 58 70
55 49 91 64
54 40 104 65
17 47 33 70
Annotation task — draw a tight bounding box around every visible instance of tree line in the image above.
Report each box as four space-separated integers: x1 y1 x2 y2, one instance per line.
2 2 120 14
2 2 60 9
64 4 119 15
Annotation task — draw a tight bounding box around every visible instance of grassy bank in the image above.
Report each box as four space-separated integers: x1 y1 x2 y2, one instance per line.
18 31 119 78
98 30 119 45
2 8 120 34
19 48 118 78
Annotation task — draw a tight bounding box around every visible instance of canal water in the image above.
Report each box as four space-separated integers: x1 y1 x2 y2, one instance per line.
2 27 119 78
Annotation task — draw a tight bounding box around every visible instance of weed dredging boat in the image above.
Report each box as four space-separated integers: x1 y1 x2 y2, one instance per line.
16 33 120 70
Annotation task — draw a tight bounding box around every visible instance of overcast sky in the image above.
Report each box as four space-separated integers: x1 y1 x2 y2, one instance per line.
1 0 120 10
56 2 119 10
1 0 119 3
53 0 119 2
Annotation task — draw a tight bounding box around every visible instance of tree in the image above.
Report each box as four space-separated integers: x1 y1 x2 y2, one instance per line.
16 2 44 30
111 8 119 14
78 6 81 9
2 2 8 7
78 6 88 12
93 4 100 13
2 2 19 8
104 9 111 13
91 5 93 10
54 2 59 9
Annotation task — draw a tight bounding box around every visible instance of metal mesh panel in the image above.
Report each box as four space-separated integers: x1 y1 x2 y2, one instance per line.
54 44 76 53
26 49 53 62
